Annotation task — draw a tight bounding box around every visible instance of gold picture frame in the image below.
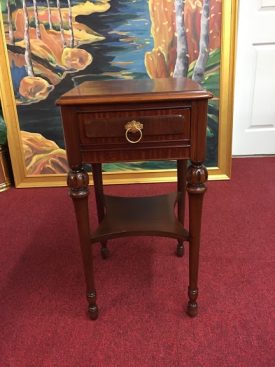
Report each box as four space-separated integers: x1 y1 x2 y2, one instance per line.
0 0 238 188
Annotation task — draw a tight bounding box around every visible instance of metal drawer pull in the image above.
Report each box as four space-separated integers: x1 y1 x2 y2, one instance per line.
124 120 143 144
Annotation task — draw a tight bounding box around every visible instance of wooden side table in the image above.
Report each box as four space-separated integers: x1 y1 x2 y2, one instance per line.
57 78 212 320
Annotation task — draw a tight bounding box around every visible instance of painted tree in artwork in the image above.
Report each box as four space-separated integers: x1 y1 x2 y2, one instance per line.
192 0 210 83
173 0 189 77
56 0 66 47
18 0 55 104
67 0 75 48
22 0 34 76
46 0 53 30
6 0 15 45
32 0 41 39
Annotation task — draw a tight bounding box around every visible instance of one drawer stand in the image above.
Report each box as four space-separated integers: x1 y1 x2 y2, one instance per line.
57 78 212 320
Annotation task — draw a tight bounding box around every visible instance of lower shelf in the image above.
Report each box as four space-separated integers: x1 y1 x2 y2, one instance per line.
90 192 189 243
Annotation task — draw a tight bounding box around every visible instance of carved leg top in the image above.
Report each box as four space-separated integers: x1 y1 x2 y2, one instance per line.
186 162 208 195
67 167 89 199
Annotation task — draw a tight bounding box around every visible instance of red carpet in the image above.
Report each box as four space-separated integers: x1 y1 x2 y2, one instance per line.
0 157 274 366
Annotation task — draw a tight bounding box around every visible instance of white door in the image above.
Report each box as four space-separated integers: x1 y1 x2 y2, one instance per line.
232 0 275 155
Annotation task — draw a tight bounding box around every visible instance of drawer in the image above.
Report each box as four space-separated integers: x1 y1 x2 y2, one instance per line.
78 108 191 146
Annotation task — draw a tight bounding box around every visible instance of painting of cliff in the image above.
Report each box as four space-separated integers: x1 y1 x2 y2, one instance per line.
1 0 221 175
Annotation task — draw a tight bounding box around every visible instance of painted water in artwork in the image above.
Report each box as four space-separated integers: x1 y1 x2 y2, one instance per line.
1 0 221 175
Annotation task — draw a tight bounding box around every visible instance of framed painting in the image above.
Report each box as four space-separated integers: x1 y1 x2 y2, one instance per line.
0 0 238 188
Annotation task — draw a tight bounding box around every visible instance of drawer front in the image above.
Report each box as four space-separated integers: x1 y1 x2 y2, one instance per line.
78 108 191 146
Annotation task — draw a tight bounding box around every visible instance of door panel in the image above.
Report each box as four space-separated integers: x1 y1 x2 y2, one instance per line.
251 44 275 127
233 0 275 155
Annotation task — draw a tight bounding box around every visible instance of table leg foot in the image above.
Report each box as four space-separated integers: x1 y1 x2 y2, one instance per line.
187 302 198 317
87 291 99 320
187 287 198 317
176 241 184 257
88 305 99 320
101 242 110 259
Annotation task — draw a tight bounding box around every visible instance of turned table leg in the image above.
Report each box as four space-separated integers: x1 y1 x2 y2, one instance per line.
92 163 109 259
176 159 187 257
186 161 208 317
67 167 99 320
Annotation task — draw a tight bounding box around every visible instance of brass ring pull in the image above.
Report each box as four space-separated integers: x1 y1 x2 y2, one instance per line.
124 120 143 144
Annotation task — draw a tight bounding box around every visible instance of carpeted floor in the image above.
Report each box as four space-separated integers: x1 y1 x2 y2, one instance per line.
0 157 274 367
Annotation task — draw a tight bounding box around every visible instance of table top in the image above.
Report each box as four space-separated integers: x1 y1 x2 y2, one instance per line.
57 78 212 106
